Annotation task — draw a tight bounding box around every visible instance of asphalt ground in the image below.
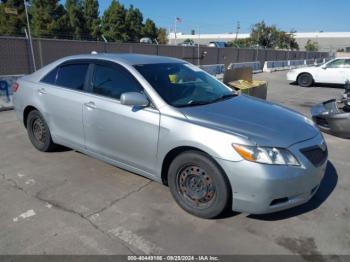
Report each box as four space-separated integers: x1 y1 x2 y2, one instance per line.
0 71 349 256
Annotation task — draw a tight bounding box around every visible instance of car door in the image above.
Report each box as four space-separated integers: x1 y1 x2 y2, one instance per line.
82 61 160 174
316 59 348 84
38 61 91 150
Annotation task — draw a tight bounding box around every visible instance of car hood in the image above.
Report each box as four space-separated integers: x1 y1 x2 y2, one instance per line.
178 95 319 148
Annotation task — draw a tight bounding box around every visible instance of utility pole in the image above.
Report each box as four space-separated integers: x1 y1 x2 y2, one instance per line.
197 26 200 66
24 0 36 71
235 21 240 41
174 17 177 45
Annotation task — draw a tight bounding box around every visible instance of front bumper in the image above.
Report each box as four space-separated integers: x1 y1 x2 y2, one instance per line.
311 100 350 139
216 133 327 214
286 71 298 82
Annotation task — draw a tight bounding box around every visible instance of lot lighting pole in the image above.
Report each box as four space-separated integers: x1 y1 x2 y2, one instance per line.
174 18 177 45
24 0 36 71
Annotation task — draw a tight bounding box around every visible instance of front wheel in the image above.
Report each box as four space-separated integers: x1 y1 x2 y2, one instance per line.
168 151 231 219
298 73 313 87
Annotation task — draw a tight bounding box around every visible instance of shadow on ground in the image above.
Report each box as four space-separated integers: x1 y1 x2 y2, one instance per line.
290 82 345 89
247 161 338 221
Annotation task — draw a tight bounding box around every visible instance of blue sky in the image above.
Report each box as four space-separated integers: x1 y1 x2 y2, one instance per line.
96 0 348 34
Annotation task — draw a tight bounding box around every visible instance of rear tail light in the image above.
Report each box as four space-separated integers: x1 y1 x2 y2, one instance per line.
12 82 19 93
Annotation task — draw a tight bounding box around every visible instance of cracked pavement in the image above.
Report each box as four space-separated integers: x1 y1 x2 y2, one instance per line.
0 71 349 255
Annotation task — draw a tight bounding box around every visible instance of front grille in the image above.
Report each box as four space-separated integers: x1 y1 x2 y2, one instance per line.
300 146 328 167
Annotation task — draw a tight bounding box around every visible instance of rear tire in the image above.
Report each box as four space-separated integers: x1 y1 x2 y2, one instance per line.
27 110 57 152
297 73 313 87
168 151 230 219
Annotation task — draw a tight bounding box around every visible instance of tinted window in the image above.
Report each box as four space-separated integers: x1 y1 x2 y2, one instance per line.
41 67 58 84
327 59 346 68
345 59 350 67
56 64 89 90
92 64 142 100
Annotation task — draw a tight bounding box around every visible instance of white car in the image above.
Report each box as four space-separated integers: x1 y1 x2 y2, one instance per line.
287 58 350 87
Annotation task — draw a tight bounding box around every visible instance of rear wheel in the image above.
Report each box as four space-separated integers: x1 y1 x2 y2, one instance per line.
27 110 57 152
298 73 313 87
168 151 230 219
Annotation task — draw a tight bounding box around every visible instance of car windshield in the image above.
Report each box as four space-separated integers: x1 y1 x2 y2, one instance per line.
134 63 236 107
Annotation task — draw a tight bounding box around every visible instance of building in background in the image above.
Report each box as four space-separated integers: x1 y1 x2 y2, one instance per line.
168 32 350 52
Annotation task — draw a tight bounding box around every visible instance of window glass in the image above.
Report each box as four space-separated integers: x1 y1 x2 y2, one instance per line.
327 59 346 68
134 63 234 107
92 64 143 100
41 67 58 84
345 59 350 68
56 64 89 90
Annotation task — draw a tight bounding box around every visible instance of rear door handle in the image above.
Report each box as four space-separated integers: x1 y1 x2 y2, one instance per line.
84 101 97 109
37 88 47 95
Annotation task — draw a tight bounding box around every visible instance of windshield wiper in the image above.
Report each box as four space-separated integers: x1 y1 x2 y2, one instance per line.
177 100 211 107
210 93 238 103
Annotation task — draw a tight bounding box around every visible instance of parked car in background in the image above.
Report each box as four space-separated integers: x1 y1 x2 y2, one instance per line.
140 37 153 44
287 58 350 87
13 53 327 218
208 41 227 48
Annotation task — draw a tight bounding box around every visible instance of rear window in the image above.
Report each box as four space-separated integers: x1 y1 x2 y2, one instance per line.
56 64 89 90
41 67 58 84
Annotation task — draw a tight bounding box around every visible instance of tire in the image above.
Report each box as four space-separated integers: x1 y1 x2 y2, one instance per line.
168 151 230 219
297 73 313 87
26 110 57 152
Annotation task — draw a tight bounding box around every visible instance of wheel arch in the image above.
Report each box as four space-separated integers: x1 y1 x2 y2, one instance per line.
160 146 230 189
23 105 39 128
297 72 314 82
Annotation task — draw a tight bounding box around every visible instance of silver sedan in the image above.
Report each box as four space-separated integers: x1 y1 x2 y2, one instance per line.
13 53 328 218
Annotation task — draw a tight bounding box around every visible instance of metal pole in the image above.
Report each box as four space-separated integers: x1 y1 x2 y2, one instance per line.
255 31 259 61
174 18 177 45
197 26 200 66
24 0 36 71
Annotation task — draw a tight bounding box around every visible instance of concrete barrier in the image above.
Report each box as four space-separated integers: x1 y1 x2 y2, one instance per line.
263 58 327 72
228 61 262 73
0 75 22 111
199 64 225 80
200 62 262 80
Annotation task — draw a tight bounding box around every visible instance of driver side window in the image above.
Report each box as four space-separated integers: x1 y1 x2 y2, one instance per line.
327 59 346 68
92 63 143 100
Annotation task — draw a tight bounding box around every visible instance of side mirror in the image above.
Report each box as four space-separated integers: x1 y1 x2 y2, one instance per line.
321 65 327 69
120 92 149 107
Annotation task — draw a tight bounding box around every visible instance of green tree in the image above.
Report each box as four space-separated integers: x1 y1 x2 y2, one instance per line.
0 0 26 36
227 38 254 48
64 0 85 39
82 0 100 40
125 4 143 42
182 38 194 45
30 0 67 38
141 18 157 40
157 27 168 44
101 0 127 42
305 39 318 51
250 21 299 50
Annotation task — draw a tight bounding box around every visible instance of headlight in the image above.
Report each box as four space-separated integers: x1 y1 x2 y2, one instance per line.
232 144 300 166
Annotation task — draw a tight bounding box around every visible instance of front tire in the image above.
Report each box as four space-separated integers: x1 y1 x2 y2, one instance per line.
168 151 230 219
27 110 57 152
297 73 313 87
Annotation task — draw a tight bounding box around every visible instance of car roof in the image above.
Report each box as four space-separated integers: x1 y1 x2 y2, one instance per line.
61 53 185 65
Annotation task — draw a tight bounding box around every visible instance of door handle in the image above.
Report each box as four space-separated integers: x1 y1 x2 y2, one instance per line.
37 88 47 95
84 101 97 109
